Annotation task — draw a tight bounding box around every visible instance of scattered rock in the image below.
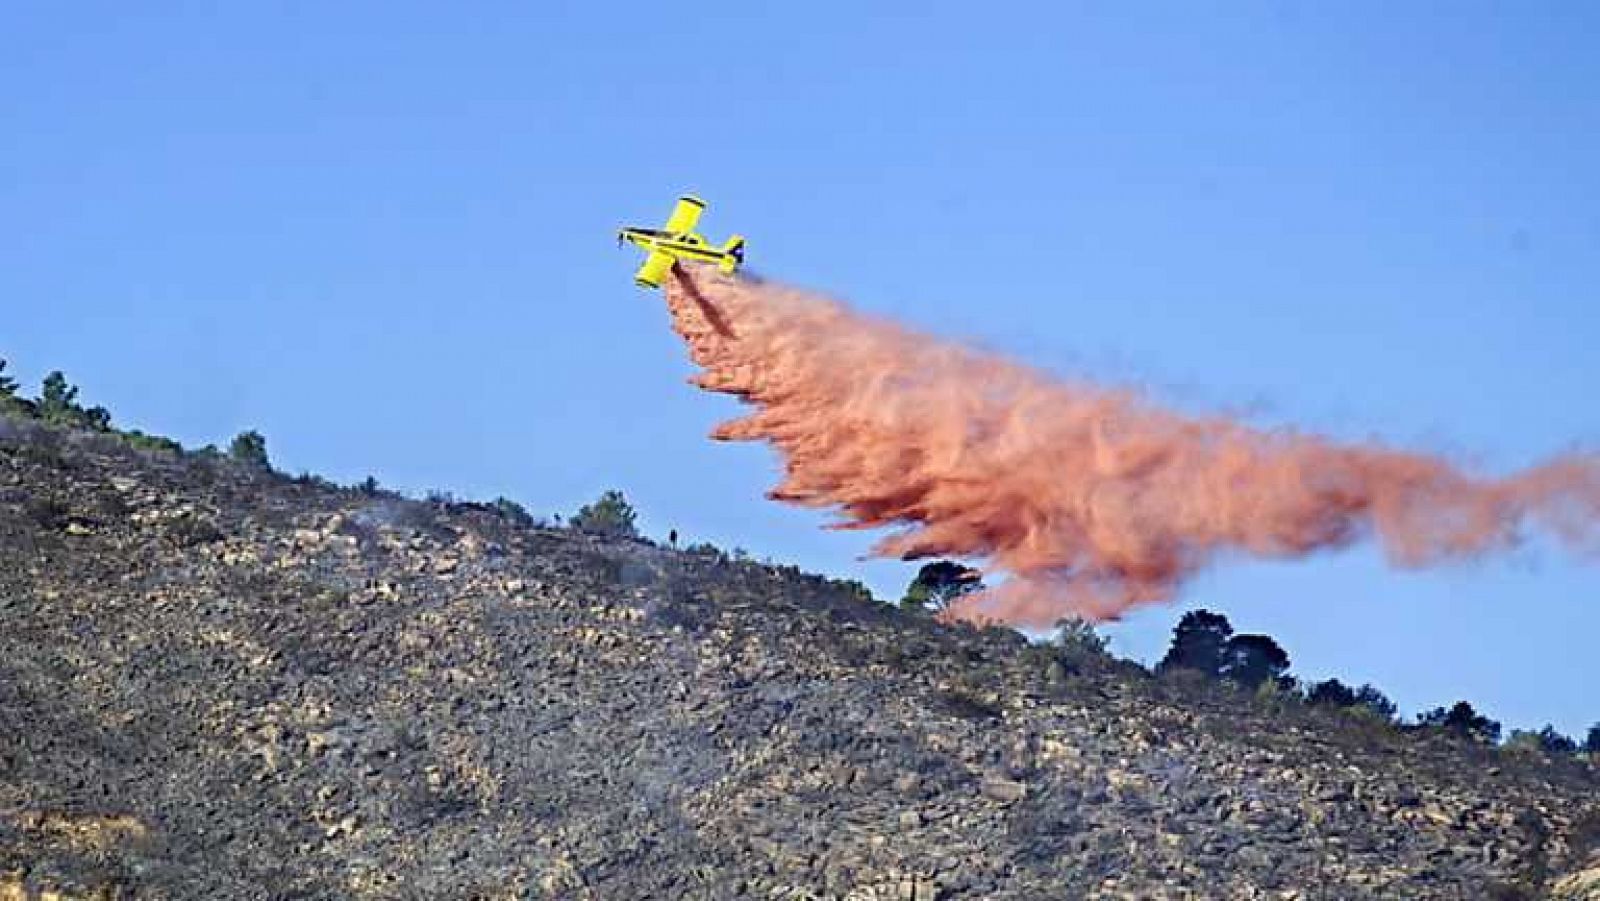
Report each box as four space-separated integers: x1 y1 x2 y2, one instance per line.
0 427 1595 899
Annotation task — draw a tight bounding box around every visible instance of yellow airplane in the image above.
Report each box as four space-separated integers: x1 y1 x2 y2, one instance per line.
617 195 745 288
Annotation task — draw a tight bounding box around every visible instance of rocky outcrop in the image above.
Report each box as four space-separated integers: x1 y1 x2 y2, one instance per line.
1 421 1597 899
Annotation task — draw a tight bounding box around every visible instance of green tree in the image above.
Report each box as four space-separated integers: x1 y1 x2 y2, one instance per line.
1051 616 1108 656
82 405 111 431
38 371 81 425
229 430 271 470
1157 609 1234 677
1222 633 1292 690
1418 701 1501 745
34 370 110 431
0 359 23 419
492 496 534 528
899 560 983 614
1306 679 1399 722
1585 723 1600 755
1306 678 1358 708
571 489 638 538
1530 725 1577 755
1352 684 1398 723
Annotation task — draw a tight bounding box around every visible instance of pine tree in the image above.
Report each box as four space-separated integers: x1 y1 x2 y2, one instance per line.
1157 610 1234 677
899 560 983 614
1221 634 1291 689
38 371 80 425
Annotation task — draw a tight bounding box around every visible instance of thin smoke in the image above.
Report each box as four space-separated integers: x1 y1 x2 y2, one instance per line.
664 266 1600 627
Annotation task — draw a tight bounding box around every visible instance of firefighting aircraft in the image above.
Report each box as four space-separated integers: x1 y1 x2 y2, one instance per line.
617 195 745 288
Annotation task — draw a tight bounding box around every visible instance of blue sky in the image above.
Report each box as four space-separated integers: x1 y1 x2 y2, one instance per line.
3 2 1596 737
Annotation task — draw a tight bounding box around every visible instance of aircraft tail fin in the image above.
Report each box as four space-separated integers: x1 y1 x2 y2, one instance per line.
719 235 746 274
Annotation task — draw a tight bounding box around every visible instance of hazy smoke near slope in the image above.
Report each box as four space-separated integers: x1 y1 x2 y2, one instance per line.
663 266 1600 627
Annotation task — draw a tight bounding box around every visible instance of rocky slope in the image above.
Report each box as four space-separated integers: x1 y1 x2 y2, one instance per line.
2 418 1598 900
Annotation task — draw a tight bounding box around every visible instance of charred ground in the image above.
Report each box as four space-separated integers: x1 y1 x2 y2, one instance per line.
2 418 1598 899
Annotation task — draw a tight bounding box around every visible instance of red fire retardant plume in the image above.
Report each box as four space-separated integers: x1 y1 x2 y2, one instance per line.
664 266 1600 628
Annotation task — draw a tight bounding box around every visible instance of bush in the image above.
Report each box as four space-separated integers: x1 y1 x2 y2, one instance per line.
1158 666 1212 694
1052 617 1109 658
1417 701 1501 745
1253 676 1299 713
122 430 183 454
827 578 875 604
1307 678 1358 708
1307 679 1399 724
683 542 727 564
1352 684 1398 723
167 513 225 548
229 430 270 470
294 471 336 490
571 489 639 538
34 371 111 432
1504 726 1577 757
492 496 534 528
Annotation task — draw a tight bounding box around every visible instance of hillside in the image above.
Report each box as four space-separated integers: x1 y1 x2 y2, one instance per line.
2 418 1598 900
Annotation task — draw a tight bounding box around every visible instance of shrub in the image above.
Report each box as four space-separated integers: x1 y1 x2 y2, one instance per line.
492 496 534 527
828 578 875 604
34 371 111 431
1253 676 1299 713
571 489 639 538
294 471 335 490
122 430 183 454
25 495 71 529
82 405 111 430
1307 680 1399 724
167 513 225 547
228 430 270 470
1158 666 1212 694
1051 616 1109 659
1503 726 1577 757
1352 684 1398 723
1417 701 1501 745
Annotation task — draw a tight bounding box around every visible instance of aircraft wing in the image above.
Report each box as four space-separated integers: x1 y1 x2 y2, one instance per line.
663 196 705 235
634 251 675 289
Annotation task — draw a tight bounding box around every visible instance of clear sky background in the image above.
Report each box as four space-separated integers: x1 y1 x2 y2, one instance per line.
3 3 1596 737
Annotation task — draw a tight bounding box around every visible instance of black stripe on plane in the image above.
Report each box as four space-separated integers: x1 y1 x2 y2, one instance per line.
664 247 732 262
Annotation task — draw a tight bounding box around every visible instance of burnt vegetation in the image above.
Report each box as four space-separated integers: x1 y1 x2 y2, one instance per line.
1 360 1598 899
